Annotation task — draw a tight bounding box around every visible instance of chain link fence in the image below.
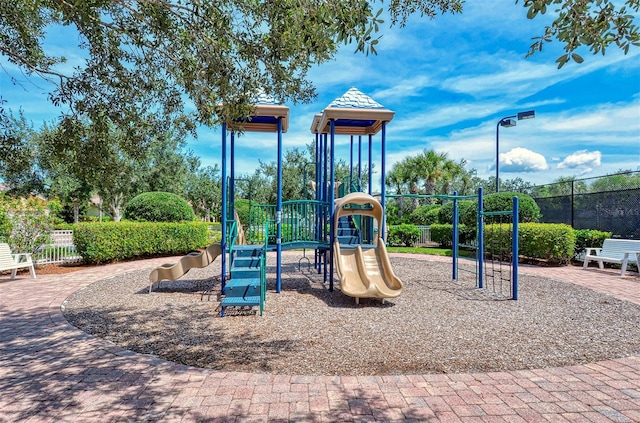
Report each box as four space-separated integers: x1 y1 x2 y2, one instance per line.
523 171 640 239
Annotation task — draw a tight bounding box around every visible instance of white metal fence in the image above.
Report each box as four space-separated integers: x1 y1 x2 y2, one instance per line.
416 225 432 246
34 230 83 265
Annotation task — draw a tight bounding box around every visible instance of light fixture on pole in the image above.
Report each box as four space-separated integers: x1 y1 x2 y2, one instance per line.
495 110 535 192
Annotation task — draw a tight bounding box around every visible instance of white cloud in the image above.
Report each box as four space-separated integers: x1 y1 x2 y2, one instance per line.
498 147 548 173
557 150 602 173
372 75 433 100
541 101 640 135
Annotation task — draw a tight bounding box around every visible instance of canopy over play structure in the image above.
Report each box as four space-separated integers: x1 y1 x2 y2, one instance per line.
216 87 403 312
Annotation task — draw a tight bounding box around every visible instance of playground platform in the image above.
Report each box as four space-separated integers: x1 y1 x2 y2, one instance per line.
1 254 639 422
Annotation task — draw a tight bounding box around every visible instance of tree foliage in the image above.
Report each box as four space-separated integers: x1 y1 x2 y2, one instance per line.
519 0 640 68
0 194 57 253
2 0 635 146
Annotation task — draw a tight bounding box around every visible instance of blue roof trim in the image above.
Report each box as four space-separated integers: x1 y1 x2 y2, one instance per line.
327 87 385 110
335 118 376 127
235 115 279 124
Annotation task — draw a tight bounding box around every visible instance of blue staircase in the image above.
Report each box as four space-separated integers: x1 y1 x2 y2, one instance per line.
337 216 360 246
221 245 266 316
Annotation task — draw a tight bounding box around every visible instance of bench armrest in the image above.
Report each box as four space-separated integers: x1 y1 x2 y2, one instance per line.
584 247 601 256
12 253 33 263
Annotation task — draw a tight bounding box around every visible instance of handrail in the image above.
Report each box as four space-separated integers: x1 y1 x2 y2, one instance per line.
247 200 330 245
227 219 238 267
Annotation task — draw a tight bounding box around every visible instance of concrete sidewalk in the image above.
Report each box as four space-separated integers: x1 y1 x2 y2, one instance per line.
1 256 639 422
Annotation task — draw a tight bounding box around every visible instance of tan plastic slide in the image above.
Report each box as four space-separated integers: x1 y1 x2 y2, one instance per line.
333 193 404 303
149 243 222 293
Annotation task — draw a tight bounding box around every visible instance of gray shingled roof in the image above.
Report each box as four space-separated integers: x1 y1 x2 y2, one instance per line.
326 87 385 110
252 90 281 105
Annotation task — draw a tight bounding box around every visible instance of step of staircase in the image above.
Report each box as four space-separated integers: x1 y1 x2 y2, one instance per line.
223 278 261 299
233 245 263 257
222 245 265 317
230 266 260 279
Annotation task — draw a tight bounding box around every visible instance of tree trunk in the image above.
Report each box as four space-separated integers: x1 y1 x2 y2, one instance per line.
73 199 79 223
109 193 124 222
410 182 419 210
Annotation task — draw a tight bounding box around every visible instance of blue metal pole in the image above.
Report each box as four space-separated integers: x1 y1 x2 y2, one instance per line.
358 136 362 191
381 121 387 240
512 196 519 300
368 135 372 195
315 133 320 270
477 187 484 289
230 131 235 225
329 120 336 292
323 133 328 280
318 133 324 275
349 135 354 193
276 117 283 293
496 121 500 193
452 191 458 280
221 123 227 294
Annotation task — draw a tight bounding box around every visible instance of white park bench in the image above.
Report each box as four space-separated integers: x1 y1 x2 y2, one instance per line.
0 243 37 280
583 238 640 277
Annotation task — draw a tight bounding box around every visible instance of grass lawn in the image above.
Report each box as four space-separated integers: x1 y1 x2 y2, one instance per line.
386 246 476 258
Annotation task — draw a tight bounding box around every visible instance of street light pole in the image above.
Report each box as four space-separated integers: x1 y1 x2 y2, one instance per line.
495 110 535 193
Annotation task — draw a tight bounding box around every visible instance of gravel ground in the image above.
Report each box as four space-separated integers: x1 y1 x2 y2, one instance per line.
62 253 640 376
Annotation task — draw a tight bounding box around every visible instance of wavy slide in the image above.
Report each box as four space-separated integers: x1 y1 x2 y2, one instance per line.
333 193 404 303
149 243 222 293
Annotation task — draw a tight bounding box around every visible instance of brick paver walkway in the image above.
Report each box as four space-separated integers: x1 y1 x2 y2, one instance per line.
1 255 639 422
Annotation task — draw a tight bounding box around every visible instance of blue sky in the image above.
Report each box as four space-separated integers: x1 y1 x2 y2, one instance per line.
2 2 639 192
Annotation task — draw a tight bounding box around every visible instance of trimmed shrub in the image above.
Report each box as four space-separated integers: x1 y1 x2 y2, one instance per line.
519 223 575 264
483 192 541 224
485 222 575 264
438 192 540 227
407 204 441 226
385 203 403 226
387 224 421 247
74 221 209 264
437 200 476 226
430 223 473 248
574 228 611 259
124 192 195 222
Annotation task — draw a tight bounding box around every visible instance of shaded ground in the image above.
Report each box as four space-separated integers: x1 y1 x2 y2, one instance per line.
62 256 640 376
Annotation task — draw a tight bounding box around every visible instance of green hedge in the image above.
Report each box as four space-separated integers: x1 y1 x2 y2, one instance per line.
438 192 541 226
485 222 575 264
407 204 441 225
430 223 474 248
437 200 476 226
573 228 611 259
74 221 209 264
387 224 421 247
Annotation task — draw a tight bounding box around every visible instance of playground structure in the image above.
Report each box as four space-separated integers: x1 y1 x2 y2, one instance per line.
149 243 222 293
384 189 520 300
453 189 519 300
215 88 400 314
152 88 520 315
333 192 404 303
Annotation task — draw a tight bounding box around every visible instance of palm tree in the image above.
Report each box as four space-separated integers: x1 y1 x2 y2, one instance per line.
401 156 423 210
415 149 449 199
440 159 465 195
